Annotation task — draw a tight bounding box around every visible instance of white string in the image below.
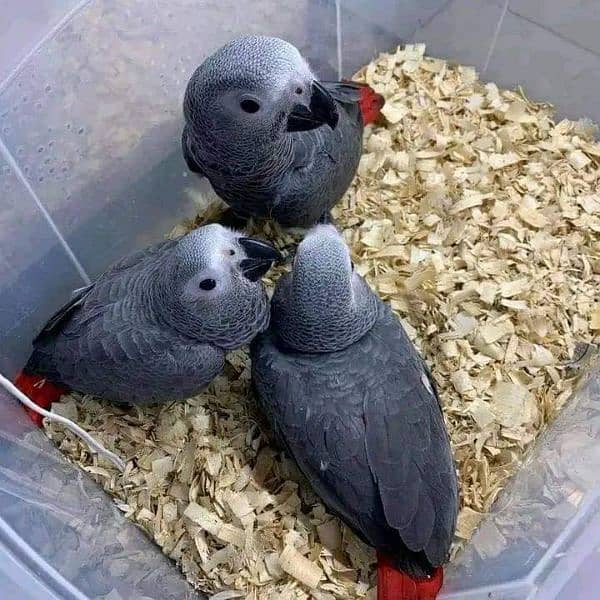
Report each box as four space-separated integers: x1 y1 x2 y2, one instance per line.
0 373 125 472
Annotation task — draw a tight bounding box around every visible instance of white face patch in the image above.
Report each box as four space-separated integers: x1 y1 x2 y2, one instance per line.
319 460 329 472
421 371 435 397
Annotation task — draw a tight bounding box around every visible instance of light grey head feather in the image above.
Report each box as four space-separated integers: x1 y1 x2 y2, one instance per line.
184 36 316 154
157 224 271 349
271 224 378 353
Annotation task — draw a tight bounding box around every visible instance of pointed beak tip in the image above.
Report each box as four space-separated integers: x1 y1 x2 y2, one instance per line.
239 237 282 281
239 237 281 261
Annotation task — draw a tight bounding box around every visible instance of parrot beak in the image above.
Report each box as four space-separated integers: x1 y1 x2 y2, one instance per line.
239 237 282 282
287 81 339 132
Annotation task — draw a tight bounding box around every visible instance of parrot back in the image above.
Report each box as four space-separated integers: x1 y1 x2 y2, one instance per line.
251 303 458 577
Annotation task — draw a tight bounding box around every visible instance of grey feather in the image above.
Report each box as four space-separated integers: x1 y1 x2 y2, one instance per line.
27 225 275 405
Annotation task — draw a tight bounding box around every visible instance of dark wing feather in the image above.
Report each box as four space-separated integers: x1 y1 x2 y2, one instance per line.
53 309 223 403
33 238 176 345
252 341 381 539
33 285 94 344
320 81 363 105
363 308 458 565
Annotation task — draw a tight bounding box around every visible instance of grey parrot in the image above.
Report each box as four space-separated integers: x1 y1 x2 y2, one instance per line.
22 225 281 405
251 225 458 599
182 35 384 227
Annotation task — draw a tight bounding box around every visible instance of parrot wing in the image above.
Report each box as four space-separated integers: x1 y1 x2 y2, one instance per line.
252 336 381 539
31 308 223 402
320 80 364 104
33 284 94 344
33 238 177 346
363 306 458 567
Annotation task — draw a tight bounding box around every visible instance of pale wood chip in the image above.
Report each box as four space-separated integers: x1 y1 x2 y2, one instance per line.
568 149 591 170
279 545 323 589
316 519 342 550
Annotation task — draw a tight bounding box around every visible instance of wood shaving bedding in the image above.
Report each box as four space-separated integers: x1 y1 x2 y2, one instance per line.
44 44 599 598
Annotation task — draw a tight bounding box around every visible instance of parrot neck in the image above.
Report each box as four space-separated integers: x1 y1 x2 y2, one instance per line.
271 273 379 353
193 122 295 178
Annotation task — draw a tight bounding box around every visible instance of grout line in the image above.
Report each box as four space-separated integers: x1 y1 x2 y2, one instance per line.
507 7 600 59
335 0 343 78
482 0 509 74
0 137 91 285
0 0 92 95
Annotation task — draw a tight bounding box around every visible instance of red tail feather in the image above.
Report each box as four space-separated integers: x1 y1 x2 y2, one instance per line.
377 553 443 600
359 85 385 125
14 371 67 426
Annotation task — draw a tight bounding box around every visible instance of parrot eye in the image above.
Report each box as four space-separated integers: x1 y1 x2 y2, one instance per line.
199 278 217 291
229 249 236 256
240 98 260 113
295 87 303 95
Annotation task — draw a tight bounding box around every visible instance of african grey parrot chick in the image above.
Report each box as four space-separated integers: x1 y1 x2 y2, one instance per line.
24 225 280 405
251 225 458 598
182 36 384 227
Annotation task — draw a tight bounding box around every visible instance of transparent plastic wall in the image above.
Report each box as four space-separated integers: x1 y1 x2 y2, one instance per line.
0 2 599 599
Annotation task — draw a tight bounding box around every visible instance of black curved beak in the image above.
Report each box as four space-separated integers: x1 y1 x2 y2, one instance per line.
287 81 339 132
239 237 282 282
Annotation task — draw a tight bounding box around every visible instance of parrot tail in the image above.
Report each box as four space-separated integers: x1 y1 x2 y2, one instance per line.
359 85 385 125
377 553 443 600
14 371 67 426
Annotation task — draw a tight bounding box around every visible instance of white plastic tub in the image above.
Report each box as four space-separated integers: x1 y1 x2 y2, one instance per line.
1 2 599 598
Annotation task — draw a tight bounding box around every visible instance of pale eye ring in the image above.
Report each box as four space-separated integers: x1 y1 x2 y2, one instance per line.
199 278 216 291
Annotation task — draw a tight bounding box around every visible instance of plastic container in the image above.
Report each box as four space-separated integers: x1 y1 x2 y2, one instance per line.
1 1 599 598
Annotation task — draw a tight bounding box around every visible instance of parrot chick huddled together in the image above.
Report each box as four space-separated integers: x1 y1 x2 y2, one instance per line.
22 224 280 405
182 35 384 227
251 225 458 599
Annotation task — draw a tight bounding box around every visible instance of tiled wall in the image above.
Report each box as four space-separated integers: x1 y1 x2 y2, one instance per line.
1 0 599 378
411 0 600 124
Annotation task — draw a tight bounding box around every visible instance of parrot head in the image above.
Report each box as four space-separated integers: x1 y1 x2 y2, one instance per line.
272 224 378 353
184 36 338 147
165 224 281 349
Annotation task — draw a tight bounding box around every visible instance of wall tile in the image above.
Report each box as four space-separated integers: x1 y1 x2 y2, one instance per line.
486 10 600 124
509 0 600 55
